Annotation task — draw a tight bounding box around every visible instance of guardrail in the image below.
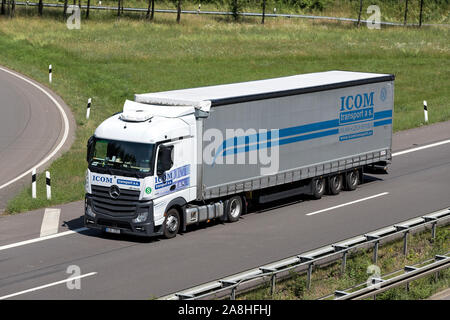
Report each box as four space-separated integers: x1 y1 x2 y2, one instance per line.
325 252 449 300
160 207 450 300
14 2 450 27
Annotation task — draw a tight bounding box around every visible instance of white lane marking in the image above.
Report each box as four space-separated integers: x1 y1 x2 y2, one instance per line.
392 139 450 157
0 227 88 252
306 192 389 216
40 208 61 237
0 66 70 191
0 272 97 300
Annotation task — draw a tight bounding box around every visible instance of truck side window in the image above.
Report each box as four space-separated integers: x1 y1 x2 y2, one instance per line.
157 145 174 176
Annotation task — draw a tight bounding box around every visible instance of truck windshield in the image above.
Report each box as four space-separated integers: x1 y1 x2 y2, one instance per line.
89 138 155 174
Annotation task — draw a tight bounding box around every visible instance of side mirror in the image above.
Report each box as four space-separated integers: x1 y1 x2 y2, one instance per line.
157 145 173 176
86 136 94 163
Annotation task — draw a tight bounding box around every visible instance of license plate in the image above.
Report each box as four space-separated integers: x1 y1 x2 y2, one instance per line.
105 227 120 234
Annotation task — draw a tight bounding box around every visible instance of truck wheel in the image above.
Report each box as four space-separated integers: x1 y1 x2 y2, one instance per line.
163 208 180 239
328 174 343 195
345 170 359 191
312 178 326 199
226 196 243 222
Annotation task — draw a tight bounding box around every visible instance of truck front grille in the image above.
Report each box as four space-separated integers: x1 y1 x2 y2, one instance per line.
91 185 140 217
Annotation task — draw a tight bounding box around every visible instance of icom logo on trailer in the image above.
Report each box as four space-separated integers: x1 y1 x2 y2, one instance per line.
339 92 375 125
340 92 374 111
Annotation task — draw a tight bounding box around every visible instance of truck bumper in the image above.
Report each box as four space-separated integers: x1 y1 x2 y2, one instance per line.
84 195 163 238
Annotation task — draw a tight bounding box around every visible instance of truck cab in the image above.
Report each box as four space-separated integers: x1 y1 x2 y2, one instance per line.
84 100 198 238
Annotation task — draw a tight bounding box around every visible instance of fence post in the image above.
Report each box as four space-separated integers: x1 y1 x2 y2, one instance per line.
31 168 37 199
424 101 428 123
431 222 437 240
366 235 380 264
334 245 349 276
46 171 51 200
270 274 276 296
307 263 313 289
230 287 236 300
341 250 348 275
86 98 92 120
403 231 409 255
373 241 379 264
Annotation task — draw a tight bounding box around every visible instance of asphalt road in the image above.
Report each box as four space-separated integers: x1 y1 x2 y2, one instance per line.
0 66 74 211
0 122 449 299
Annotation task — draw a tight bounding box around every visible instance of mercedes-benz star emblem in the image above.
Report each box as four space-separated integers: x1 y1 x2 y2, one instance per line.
109 185 120 199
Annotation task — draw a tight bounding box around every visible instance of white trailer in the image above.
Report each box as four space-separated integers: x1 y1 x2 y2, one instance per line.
84 71 394 238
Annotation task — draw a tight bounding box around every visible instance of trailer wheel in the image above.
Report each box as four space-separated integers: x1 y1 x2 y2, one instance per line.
345 170 359 191
312 178 326 199
163 208 180 239
328 174 343 195
226 196 243 222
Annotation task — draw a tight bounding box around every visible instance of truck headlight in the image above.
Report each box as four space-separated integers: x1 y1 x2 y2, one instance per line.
133 211 148 223
85 202 95 218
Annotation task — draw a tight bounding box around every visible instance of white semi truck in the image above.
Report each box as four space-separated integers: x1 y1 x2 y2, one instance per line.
84 71 394 238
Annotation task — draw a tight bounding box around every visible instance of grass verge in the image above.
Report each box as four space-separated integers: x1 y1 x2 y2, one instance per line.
240 224 449 300
0 9 449 213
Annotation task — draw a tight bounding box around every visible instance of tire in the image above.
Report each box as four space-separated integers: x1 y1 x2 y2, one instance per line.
311 177 326 199
226 196 243 222
345 170 359 191
163 207 180 239
328 174 343 195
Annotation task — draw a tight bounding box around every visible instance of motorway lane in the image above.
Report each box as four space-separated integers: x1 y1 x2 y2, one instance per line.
0 66 74 210
0 131 449 299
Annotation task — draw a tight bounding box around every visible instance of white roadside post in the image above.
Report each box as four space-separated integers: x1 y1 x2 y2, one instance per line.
49 65 52 83
46 171 51 200
32 168 37 199
86 98 92 120
423 100 428 123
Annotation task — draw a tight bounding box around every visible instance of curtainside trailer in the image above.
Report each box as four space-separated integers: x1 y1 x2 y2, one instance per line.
84 70 394 238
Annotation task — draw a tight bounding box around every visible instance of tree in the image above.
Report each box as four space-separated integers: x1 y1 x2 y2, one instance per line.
229 0 241 21
403 0 409 25
261 0 266 24
38 0 43 15
419 0 424 27
357 0 363 27
1 0 5 15
176 0 181 23
10 0 15 17
146 0 155 20
63 0 68 18
117 0 121 16
150 0 155 19
86 0 91 18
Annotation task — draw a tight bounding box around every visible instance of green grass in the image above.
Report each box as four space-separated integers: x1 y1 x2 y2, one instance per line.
240 224 450 300
0 9 449 213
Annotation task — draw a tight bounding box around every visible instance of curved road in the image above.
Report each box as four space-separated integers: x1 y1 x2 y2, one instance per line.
0 66 74 210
